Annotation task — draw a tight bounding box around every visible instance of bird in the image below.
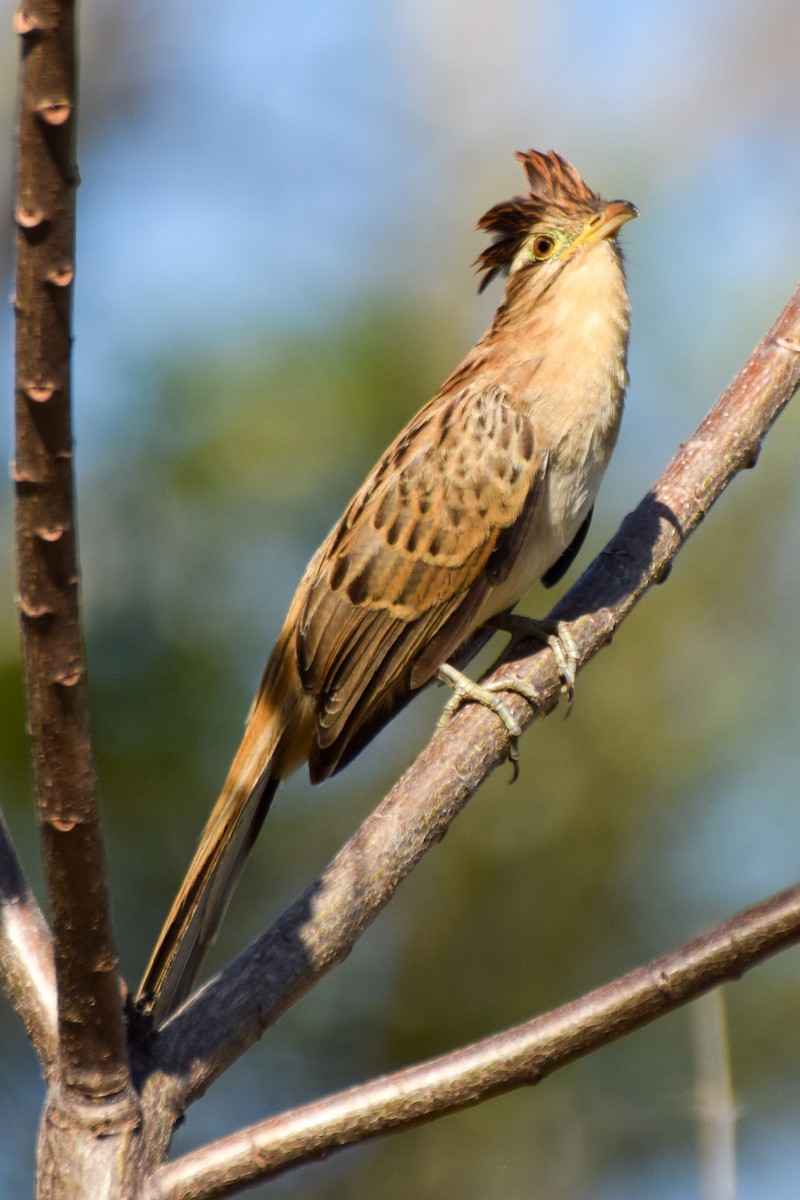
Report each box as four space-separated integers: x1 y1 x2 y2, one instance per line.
138 149 637 1023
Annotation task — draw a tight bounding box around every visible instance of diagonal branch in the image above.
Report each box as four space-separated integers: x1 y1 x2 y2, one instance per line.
13 0 135 1117
146 881 800 1200
0 808 57 1074
150 283 800 1109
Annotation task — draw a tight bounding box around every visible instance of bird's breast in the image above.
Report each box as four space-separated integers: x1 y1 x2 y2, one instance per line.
475 243 630 621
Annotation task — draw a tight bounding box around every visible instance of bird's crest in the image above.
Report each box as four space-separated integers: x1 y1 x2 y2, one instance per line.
476 149 601 292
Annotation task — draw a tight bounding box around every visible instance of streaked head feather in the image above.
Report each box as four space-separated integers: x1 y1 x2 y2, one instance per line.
476 150 602 292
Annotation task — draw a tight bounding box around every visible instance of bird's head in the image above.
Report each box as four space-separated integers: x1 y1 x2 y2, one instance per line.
476 149 638 295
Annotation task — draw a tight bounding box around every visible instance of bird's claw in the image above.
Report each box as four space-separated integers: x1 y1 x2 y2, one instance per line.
437 663 532 780
436 618 579 779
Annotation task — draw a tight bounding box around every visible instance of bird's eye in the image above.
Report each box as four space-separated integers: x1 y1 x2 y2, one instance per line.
531 234 556 260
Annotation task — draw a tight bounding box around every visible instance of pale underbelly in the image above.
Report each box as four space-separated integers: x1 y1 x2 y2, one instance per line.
473 456 605 624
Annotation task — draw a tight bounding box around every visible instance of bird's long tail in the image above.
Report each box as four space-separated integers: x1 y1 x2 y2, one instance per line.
138 633 307 1025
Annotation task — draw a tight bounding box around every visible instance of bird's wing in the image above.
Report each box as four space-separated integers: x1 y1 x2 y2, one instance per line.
541 505 593 588
296 384 547 779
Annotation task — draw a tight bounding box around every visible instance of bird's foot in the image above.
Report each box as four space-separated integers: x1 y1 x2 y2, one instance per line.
435 619 579 778
485 613 579 711
437 662 541 780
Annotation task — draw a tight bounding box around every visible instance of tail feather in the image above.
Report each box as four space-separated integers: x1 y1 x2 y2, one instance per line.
138 778 279 1026
138 683 296 1025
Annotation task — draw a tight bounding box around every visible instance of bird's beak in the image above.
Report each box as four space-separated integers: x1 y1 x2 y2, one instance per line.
567 199 639 256
598 199 639 237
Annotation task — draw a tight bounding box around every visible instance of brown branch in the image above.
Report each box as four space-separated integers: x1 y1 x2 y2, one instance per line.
13 0 136 1119
0 808 57 1073
146 882 800 1200
151 285 800 1109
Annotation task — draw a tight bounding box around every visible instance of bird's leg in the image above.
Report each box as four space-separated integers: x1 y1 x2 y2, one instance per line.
484 613 579 708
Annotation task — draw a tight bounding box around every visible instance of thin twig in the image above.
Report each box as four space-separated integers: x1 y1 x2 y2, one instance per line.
692 989 737 1200
13 0 135 1114
151 286 800 1107
0 808 57 1074
146 882 800 1200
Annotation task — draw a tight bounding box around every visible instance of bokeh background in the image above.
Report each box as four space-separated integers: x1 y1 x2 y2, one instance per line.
2 1 800 1195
